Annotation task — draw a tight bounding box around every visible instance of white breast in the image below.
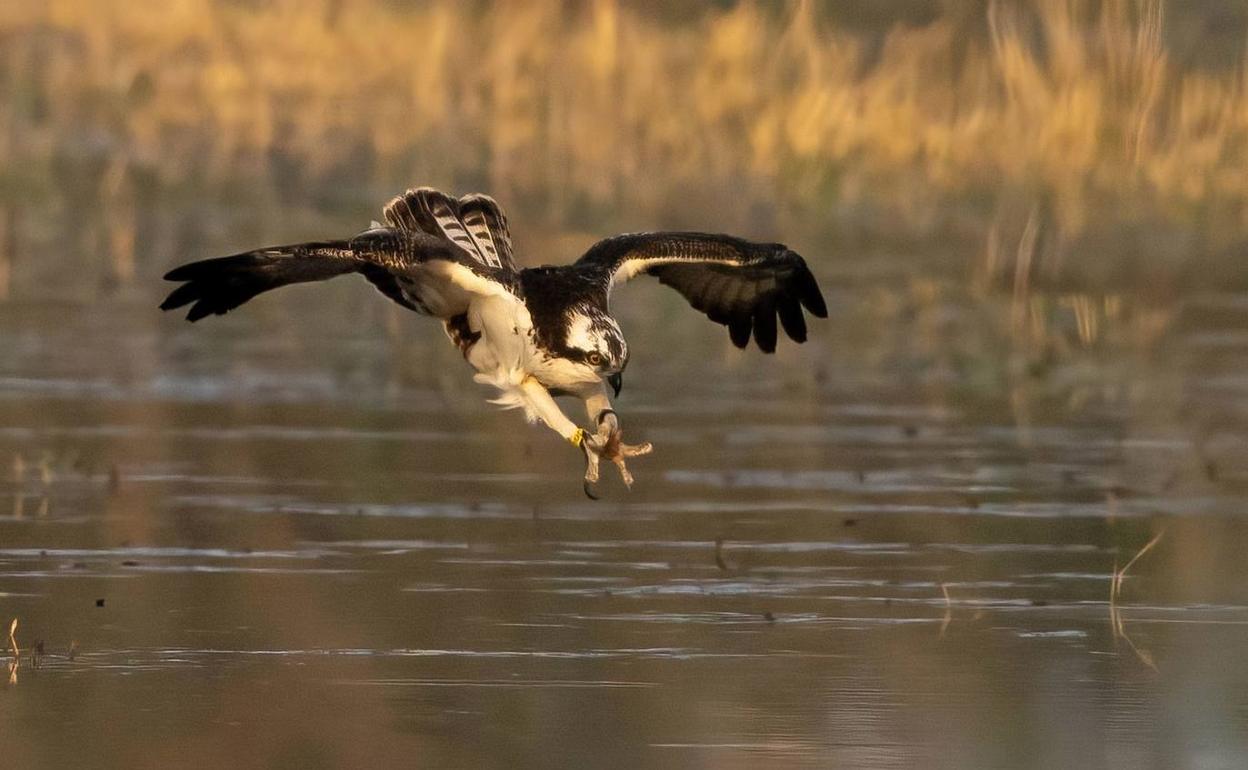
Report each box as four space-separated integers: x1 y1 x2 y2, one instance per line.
461 294 598 417
465 294 529 372
461 293 538 415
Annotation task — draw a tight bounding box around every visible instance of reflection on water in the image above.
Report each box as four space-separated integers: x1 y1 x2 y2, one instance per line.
1 269 1248 768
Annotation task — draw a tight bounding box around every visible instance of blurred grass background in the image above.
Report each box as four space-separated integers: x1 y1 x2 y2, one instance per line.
1 0 1247 298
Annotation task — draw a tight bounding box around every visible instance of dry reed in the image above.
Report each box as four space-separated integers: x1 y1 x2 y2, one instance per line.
1 1 1245 288
1109 528 1165 670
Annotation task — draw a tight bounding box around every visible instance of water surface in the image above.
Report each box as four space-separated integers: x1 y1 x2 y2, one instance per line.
1 274 1248 769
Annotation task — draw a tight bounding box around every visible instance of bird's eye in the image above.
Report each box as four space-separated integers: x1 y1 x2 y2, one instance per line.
587 352 604 366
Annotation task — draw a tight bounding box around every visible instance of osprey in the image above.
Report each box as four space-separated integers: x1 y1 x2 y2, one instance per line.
161 188 827 496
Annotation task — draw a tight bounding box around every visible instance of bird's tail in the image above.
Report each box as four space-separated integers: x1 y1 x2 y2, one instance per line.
160 241 359 322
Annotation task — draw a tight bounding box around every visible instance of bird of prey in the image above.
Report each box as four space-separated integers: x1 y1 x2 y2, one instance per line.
161 187 827 496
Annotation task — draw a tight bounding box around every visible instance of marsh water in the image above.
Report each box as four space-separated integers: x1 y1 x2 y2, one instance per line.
1 251 1247 769
8 0 1248 765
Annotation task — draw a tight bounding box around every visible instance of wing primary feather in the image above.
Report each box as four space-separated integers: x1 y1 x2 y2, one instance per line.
159 282 205 312
796 267 828 318
777 298 807 342
728 313 752 348
753 296 778 353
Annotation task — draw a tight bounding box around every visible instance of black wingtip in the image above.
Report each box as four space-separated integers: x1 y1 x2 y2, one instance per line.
753 300 778 354
162 261 195 281
185 303 215 322
160 279 244 322
163 259 220 282
797 266 828 319
807 293 828 319
159 282 198 312
728 314 752 349
778 299 807 343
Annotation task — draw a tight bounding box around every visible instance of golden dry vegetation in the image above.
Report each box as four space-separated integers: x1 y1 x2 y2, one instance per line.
2 0 1247 290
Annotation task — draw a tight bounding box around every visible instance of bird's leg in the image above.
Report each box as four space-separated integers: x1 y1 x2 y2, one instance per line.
584 389 618 440
582 388 652 489
518 377 601 494
519 376 582 442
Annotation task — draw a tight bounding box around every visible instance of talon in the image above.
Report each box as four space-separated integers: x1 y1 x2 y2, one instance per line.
576 422 652 496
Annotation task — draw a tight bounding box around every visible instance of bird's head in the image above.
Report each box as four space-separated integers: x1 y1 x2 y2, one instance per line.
563 308 629 396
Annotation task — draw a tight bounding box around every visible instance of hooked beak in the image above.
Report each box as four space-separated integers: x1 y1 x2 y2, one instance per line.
607 372 623 398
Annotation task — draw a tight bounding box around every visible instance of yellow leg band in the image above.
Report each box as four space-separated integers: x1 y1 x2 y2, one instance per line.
569 428 585 448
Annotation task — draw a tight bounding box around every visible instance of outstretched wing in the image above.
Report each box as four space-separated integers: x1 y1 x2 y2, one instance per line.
160 225 515 322
575 232 827 353
382 188 517 272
